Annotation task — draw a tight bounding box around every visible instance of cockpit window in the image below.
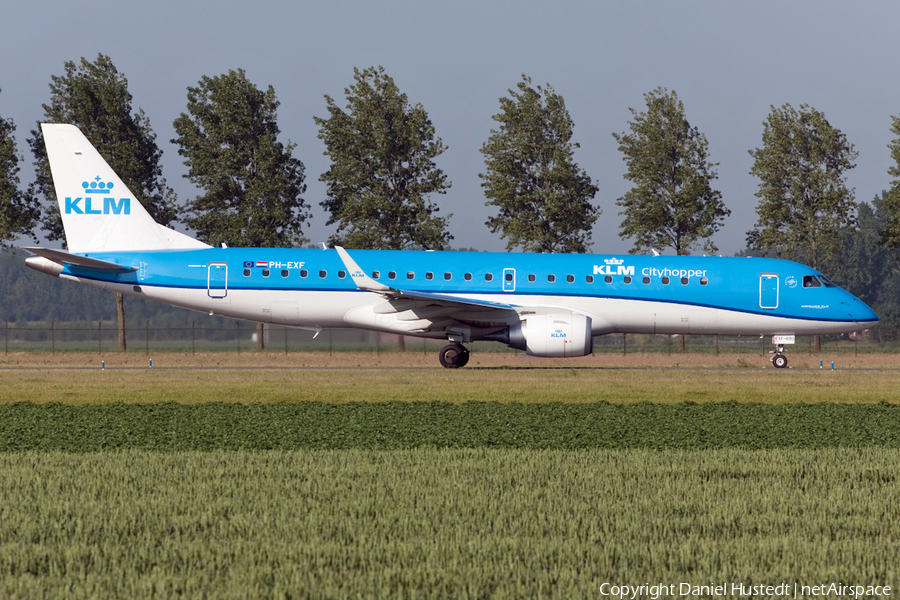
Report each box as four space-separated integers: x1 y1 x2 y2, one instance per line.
802 275 821 288
818 275 838 288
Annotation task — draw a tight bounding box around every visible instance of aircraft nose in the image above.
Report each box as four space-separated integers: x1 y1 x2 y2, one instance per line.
851 299 879 326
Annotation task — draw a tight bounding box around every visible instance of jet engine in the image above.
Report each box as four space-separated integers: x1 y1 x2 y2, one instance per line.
507 314 593 357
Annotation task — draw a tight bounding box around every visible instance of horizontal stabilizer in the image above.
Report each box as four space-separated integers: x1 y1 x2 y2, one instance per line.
23 247 137 272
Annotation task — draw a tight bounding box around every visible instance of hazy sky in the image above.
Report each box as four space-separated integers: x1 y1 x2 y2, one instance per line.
2 0 899 254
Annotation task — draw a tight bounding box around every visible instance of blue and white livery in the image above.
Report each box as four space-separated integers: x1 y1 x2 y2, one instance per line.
26 124 878 368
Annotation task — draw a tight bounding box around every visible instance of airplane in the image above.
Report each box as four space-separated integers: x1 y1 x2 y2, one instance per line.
23 123 878 368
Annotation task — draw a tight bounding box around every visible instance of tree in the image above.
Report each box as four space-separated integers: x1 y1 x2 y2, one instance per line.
613 87 729 255
822 199 889 307
27 54 179 351
173 68 309 350
1 89 40 247
480 75 598 254
747 103 858 352
315 66 451 250
878 115 900 254
173 69 309 249
747 103 858 271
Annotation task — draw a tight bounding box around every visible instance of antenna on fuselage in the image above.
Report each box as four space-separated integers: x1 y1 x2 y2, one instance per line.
650 249 660 256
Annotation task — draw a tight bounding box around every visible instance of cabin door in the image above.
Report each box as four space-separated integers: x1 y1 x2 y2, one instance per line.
208 263 228 298
759 273 778 309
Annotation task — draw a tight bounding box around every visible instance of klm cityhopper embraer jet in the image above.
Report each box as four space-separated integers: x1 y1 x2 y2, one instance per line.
25 124 878 368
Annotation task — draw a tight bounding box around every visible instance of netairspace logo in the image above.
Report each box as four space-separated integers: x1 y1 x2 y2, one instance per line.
597 582 891 599
64 177 130 215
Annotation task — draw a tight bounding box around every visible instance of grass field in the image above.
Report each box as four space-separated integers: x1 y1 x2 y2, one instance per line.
2 353 898 597
2 448 899 599
3 353 900 405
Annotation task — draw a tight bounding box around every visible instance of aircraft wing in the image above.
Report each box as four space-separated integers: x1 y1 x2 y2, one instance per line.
335 246 515 312
23 247 137 272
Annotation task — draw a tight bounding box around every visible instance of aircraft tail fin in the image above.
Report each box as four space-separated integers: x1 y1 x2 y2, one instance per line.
40 123 209 253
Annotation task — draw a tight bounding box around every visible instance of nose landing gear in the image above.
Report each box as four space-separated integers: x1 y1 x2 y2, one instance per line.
439 343 470 368
770 344 788 369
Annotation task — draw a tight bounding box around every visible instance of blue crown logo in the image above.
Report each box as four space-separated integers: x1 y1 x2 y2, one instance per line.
82 176 114 194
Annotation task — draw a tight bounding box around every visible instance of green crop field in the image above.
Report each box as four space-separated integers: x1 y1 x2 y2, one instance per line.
2 355 899 598
2 449 899 599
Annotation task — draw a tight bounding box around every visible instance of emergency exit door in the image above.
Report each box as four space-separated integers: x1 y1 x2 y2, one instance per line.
503 268 516 292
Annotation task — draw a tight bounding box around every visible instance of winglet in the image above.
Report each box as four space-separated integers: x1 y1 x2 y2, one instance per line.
335 246 392 293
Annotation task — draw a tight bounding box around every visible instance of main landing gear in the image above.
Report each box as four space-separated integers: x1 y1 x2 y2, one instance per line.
770 344 788 369
439 343 470 369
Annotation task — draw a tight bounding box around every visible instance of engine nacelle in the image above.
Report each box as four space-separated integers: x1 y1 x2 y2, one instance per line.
508 314 593 357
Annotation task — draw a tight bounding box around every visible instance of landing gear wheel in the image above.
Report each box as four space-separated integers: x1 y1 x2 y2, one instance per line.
458 347 470 367
439 343 468 369
772 354 788 369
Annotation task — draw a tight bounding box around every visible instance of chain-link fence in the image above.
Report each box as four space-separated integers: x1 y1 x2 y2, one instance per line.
0 319 882 356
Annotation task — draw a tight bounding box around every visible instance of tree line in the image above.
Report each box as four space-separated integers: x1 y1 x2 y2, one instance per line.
2 54 900 342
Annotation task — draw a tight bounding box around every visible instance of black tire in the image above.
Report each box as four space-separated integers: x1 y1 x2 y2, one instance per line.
439 344 464 368
773 354 788 369
458 348 470 368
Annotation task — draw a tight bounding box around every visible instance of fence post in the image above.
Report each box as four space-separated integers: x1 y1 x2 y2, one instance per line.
146 320 149 356
51 320 55 354
4 320 7 355
283 326 288 355
715 335 719 356
192 321 195 355
623 333 626 356
329 328 333 356
237 322 241 355
98 320 102 355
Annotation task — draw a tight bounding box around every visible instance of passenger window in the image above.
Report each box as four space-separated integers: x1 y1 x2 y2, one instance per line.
425 272 433 280
700 277 708 286
505 272 513 282
528 274 536 282
548 274 556 283
624 276 632 284
604 275 612 284
642 276 650 284
444 272 452 280
243 268 251 277
262 269 270 277
662 276 670 285
803 275 821 288
681 277 688 285
281 269 289 278
338 270 346 279
318 270 327 278
300 269 308 278
371 271 380 279
464 273 472 281
485 273 493 282
566 275 575 283
407 271 414 280
585 275 593 284
388 271 397 280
